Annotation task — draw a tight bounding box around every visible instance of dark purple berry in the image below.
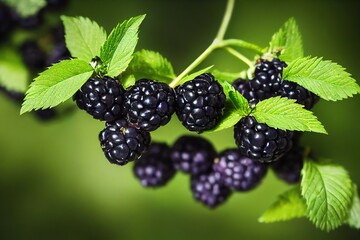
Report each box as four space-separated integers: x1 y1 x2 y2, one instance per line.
171 135 216 176
73 77 125 122
232 78 262 106
12 10 44 29
213 149 268 191
279 80 319 110
123 79 176 131
271 145 304 184
99 119 151 166
234 116 293 163
191 171 231 208
175 73 226 132
20 40 46 70
46 42 70 66
133 142 176 187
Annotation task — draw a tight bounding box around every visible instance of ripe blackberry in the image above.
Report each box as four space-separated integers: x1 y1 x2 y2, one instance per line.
213 149 268 191
232 78 260 105
271 145 304 184
99 119 151 166
279 80 319 110
46 42 70 66
175 73 226 132
20 41 46 70
0 2 14 41
73 77 125 122
234 116 293 163
191 171 232 208
123 79 175 131
171 135 216 176
133 142 176 187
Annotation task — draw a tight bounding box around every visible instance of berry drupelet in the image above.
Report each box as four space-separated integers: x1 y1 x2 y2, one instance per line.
99 119 151 166
175 73 226 132
133 142 176 187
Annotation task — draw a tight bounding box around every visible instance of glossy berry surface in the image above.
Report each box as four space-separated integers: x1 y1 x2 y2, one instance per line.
133 143 176 187
123 79 176 131
234 116 293 163
171 135 216 176
175 73 226 132
213 149 268 191
99 119 151 166
74 77 125 122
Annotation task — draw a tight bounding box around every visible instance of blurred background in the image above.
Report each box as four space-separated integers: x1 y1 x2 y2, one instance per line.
1 0 360 239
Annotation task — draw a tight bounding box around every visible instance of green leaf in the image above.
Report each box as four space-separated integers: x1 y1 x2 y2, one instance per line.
0 47 29 93
269 17 304 62
222 39 264 54
100 15 146 77
21 59 94 114
206 102 242 133
211 69 245 82
125 49 175 83
301 159 353 231
120 74 136 89
283 57 360 101
3 0 45 17
347 184 360 229
259 187 307 223
251 96 327 134
61 16 107 63
178 66 214 85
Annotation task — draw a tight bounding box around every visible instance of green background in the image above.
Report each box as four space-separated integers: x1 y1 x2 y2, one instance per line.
1 0 360 239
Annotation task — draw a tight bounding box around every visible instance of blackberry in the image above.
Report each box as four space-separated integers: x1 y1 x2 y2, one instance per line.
12 10 44 29
73 77 125 122
46 42 70 66
232 78 259 105
234 116 293 163
133 142 176 187
0 2 14 41
171 135 216 176
175 73 226 132
191 171 232 208
123 79 175 131
20 41 46 70
279 80 319 110
99 119 151 166
213 149 268 191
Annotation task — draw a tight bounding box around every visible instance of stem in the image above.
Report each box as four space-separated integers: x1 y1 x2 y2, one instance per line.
169 0 235 88
225 47 253 67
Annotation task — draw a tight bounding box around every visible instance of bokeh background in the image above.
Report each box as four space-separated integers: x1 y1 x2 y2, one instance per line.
1 0 360 239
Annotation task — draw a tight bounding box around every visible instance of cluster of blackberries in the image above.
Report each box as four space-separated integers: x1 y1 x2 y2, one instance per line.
73 73 227 166
233 58 319 164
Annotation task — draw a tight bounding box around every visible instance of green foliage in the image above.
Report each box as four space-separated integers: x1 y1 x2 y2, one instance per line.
61 16 107 63
211 69 245 82
259 187 307 223
0 47 29 93
222 39 264 54
3 0 45 17
178 66 214 85
251 96 326 134
301 159 353 231
124 49 175 83
269 17 304 63
283 57 360 101
100 15 146 77
347 184 360 229
20 59 94 114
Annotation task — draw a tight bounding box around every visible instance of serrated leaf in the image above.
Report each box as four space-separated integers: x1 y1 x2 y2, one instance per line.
100 15 145 77
283 57 360 101
178 66 214 85
251 96 326 134
3 0 45 17
222 39 264 54
0 47 29 93
206 102 242 133
347 184 360 229
125 49 175 83
301 159 353 231
211 69 245 82
121 74 136 89
61 16 107 63
259 187 307 223
21 59 93 114
269 17 303 62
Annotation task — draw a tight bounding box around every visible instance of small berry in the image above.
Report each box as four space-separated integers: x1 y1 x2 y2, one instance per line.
271 145 304 184
175 73 226 132
191 171 232 208
234 116 293 163
99 119 151 166
232 78 261 105
20 41 46 70
123 79 176 131
73 77 125 122
46 42 70 66
171 135 216 176
133 142 176 187
213 149 268 191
